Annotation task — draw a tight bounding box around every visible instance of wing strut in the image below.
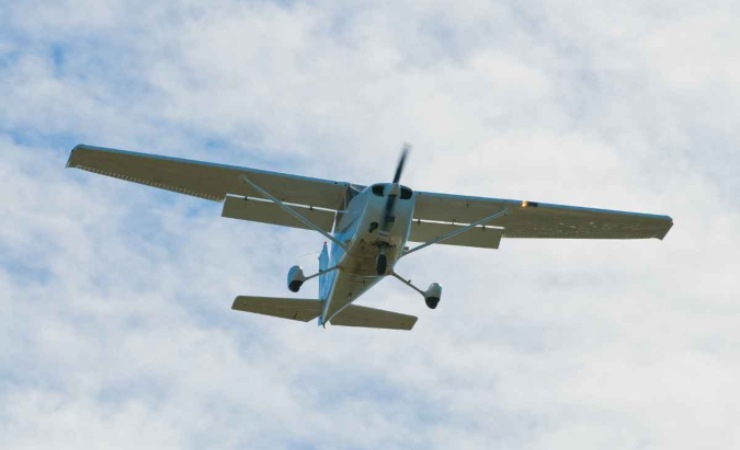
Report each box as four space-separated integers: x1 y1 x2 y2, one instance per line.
389 271 426 296
402 208 512 257
240 174 348 251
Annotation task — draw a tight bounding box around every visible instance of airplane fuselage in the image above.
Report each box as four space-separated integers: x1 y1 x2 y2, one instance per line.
319 184 416 322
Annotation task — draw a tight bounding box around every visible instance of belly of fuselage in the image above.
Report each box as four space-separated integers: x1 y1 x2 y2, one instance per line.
341 192 413 276
323 188 415 320
324 270 383 320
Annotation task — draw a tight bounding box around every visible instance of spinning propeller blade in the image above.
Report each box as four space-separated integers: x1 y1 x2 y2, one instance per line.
382 144 411 231
393 144 409 184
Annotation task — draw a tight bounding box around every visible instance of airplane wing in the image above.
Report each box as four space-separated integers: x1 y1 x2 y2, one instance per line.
67 144 351 210
413 191 673 240
330 304 417 330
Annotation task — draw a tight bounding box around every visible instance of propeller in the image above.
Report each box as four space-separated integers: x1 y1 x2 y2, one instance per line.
392 143 409 184
381 144 410 232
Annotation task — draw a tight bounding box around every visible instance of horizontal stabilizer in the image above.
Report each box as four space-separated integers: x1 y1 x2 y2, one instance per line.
331 305 417 330
232 296 322 322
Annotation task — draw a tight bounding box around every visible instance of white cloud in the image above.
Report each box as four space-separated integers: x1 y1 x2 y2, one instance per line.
1 1 740 449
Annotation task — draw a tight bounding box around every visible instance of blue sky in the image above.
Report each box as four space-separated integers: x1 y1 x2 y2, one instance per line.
2 1 739 449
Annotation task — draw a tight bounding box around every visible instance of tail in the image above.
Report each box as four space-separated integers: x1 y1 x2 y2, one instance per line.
318 242 332 300
232 296 417 330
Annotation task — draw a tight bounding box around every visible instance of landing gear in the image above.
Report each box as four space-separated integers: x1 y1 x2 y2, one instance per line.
389 273 442 309
286 264 340 293
289 280 303 293
425 296 440 309
287 266 306 292
376 253 388 275
424 282 442 309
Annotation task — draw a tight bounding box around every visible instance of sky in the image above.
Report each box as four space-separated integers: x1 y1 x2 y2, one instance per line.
1 1 739 448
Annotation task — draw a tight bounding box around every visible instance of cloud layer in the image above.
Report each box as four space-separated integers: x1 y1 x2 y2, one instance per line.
2 1 739 449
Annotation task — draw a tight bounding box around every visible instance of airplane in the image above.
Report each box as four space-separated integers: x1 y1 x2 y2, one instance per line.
67 144 673 331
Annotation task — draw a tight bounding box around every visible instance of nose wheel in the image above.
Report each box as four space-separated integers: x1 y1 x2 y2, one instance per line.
376 253 388 275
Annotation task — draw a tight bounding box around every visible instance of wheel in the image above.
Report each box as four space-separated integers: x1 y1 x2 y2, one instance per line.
423 283 442 309
425 296 440 309
376 253 388 275
289 280 303 293
287 266 306 292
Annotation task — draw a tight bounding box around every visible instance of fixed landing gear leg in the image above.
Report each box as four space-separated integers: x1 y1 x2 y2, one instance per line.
287 265 339 293
389 272 443 309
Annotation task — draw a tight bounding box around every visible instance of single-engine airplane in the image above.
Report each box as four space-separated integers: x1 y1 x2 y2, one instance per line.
67 144 673 331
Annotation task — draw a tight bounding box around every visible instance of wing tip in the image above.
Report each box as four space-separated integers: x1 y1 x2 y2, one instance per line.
66 144 80 168
654 217 674 240
66 143 91 168
407 316 419 331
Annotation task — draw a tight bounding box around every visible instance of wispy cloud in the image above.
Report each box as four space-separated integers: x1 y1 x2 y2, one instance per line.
1 1 739 449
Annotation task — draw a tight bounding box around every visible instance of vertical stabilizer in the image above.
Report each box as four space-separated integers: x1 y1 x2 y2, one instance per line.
318 242 331 301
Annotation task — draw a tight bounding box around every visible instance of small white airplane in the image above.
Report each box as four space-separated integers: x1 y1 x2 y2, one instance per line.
67 144 673 331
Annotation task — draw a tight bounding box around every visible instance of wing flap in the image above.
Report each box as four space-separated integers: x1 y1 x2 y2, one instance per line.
67 144 351 209
330 305 417 330
232 296 322 322
409 220 504 249
414 191 673 240
222 195 335 231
